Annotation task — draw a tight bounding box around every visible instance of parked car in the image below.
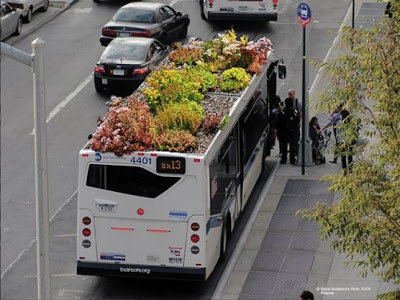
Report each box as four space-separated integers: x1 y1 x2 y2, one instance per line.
94 37 170 92
6 0 49 23
1 1 22 40
100 2 189 47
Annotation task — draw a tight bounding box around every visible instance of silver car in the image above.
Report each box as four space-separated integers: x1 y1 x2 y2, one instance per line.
1 1 22 40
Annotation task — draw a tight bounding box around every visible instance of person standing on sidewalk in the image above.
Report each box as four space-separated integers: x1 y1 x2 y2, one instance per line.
276 98 300 164
336 109 355 170
320 106 342 163
309 116 321 160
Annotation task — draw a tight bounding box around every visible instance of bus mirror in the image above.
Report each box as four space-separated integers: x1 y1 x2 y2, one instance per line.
278 62 286 79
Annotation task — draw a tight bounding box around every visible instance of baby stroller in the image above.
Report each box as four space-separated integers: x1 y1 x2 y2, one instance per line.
313 130 332 165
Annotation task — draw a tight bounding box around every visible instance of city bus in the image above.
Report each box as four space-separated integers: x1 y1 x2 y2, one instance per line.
77 52 283 281
200 0 278 21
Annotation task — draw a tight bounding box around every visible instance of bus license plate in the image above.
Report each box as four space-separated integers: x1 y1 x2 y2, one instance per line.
96 203 116 213
113 69 125 76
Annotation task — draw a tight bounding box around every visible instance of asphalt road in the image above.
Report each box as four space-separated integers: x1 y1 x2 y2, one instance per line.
1 0 351 298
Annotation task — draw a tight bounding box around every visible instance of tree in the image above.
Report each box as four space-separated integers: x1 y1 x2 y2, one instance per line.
300 1 400 299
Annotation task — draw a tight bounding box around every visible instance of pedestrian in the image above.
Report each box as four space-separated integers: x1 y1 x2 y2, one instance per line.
336 109 355 171
309 116 321 160
271 95 283 154
300 290 314 300
276 98 300 164
320 106 342 163
286 89 302 121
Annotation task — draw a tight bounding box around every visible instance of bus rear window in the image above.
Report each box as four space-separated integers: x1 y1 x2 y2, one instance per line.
86 164 180 198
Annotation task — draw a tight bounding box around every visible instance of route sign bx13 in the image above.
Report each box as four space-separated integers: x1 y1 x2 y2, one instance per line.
297 3 311 27
157 157 186 174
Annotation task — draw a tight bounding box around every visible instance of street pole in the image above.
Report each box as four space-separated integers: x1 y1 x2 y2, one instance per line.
1 39 52 300
352 0 355 28
32 38 52 300
302 26 306 175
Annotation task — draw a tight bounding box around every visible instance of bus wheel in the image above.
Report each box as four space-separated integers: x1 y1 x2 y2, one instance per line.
201 2 207 20
219 223 227 262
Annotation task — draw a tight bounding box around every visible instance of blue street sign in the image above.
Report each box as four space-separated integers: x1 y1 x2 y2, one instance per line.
297 3 311 27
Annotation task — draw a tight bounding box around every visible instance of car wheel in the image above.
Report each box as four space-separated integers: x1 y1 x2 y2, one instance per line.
94 78 104 93
23 7 33 23
159 33 167 44
200 0 207 20
179 26 188 39
14 17 23 36
39 0 49 12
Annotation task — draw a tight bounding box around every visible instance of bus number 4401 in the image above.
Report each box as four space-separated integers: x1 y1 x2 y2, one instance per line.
130 157 152 165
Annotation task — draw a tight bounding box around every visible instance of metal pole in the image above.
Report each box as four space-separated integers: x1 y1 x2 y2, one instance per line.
32 38 51 300
352 0 355 28
301 26 306 175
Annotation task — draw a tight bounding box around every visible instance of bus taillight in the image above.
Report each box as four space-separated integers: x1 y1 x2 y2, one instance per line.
82 228 91 237
191 223 200 231
191 234 200 243
82 216 91 225
137 208 144 215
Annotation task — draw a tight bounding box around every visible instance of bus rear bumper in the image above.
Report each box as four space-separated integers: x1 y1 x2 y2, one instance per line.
207 12 277 21
77 261 206 281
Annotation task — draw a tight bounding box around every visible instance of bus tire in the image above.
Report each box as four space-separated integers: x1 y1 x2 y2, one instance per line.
219 222 227 263
200 1 207 20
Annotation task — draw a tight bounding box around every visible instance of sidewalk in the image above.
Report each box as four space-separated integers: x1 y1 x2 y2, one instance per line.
214 0 398 299
5 0 77 46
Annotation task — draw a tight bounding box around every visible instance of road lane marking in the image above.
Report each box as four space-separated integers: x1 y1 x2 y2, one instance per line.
58 289 83 297
30 74 93 135
1 189 78 280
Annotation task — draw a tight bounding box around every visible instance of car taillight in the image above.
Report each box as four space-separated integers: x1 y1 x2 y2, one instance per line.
9 3 24 9
102 28 117 37
132 67 149 75
191 234 200 243
272 0 278 3
131 30 151 37
94 66 105 73
82 228 91 237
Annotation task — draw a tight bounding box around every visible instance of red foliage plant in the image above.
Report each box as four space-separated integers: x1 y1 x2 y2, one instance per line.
90 95 157 155
203 112 223 133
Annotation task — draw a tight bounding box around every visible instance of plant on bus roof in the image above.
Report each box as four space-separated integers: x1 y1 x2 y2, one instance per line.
220 67 251 92
203 112 223 133
142 67 204 111
90 95 157 155
156 129 197 152
168 45 204 66
156 100 204 134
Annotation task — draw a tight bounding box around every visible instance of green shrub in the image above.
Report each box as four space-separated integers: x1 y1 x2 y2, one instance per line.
156 101 204 133
220 67 251 92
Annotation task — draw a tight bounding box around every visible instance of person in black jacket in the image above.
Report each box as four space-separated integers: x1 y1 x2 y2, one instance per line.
309 116 321 160
276 98 300 164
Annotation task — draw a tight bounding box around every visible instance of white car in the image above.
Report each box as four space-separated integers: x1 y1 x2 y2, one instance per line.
1 1 22 40
6 0 48 23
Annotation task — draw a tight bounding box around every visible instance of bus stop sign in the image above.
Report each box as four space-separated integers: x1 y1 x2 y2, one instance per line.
297 3 311 27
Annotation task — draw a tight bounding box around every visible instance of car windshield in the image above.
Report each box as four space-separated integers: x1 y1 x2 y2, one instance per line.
113 8 156 23
102 44 147 61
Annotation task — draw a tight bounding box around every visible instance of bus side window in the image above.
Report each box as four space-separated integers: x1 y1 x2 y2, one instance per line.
209 131 237 215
